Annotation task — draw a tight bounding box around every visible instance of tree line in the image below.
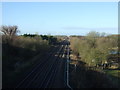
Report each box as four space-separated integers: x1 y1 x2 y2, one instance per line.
22 34 58 45
70 31 119 69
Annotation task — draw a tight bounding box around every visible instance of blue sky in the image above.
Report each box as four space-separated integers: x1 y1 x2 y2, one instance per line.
2 2 118 35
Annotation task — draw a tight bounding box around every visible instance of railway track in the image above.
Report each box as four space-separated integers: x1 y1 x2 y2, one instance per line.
15 40 69 88
41 45 68 88
26 45 64 88
15 45 60 88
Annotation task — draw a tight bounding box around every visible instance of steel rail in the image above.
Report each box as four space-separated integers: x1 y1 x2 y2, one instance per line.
15 45 60 88
38 45 65 88
66 44 73 89
15 40 67 88
45 45 68 88
25 45 63 88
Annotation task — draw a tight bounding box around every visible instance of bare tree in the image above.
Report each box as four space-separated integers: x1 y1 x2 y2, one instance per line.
0 25 19 43
1 25 19 36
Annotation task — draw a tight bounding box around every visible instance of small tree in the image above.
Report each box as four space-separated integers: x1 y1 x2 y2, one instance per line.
0 25 19 44
86 31 100 48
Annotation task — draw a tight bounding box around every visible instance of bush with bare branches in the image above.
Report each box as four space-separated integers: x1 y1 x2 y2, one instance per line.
1 25 19 44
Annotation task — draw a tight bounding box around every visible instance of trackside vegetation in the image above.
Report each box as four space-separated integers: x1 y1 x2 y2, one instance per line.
70 31 119 68
1 25 59 88
69 31 120 88
1 25 119 88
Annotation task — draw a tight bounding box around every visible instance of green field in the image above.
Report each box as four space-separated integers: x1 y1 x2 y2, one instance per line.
104 69 120 87
104 70 120 77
